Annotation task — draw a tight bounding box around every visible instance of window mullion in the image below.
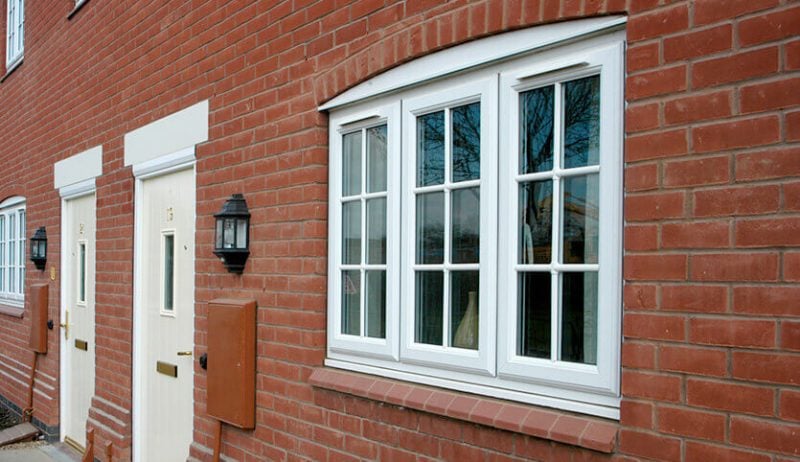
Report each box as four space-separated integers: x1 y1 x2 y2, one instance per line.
359 128 368 337
442 107 452 347
550 82 564 362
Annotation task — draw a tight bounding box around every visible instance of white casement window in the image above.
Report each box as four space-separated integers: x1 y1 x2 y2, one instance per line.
325 19 624 418
0 197 25 307
5 0 23 68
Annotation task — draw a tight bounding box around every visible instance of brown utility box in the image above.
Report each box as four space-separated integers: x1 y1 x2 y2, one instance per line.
207 298 256 429
29 284 49 353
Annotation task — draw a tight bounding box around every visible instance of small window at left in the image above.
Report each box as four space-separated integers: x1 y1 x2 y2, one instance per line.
0 197 25 308
5 0 24 69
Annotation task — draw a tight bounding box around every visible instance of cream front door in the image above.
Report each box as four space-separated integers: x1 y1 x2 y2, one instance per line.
135 167 195 462
61 193 96 451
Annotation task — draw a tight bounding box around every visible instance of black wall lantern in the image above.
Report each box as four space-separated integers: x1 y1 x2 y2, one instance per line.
213 194 250 274
30 226 47 271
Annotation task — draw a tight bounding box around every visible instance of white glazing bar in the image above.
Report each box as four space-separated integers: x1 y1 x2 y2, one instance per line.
359 128 368 337
550 81 563 361
443 107 452 347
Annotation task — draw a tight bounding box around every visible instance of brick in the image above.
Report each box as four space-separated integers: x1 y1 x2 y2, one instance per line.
685 441 772 462
620 400 653 429
624 224 658 251
664 155 730 188
662 221 730 249
787 252 800 282
693 47 780 89
694 0 778 25
625 192 685 221
690 318 776 348
784 181 800 210
788 39 800 70
625 129 688 161
782 321 800 351
626 102 660 133
738 6 800 47
732 351 800 385
661 285 728 313
622 342 656 369
693 185 780 217
624 284 658 310
624 163 659 192
627 43 659 73
687 378 775 415
664 25 732 62
690 253 779 282
628 4 689 42
619 429 681 462
788 111 800 141
658 406 726 441
740 77 800 114
736 217 800 247
624 254 687 281
733 285 800 316
660 345 728 376
780 390 800 422
664 90 732 125
621 371 682 402
627 66 687 100
692 116 780 153
730 416 800 456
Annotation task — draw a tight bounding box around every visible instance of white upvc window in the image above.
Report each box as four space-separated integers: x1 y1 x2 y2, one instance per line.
325 20 624 419
0 197 25 307
5 0 23 68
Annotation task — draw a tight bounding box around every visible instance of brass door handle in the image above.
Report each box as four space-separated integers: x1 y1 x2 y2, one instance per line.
177 351 193 356
60 310 69 340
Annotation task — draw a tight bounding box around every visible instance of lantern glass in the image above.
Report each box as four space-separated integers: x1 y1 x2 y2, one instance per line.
37 240 46 258
215 219 223 249
223 218 236 249
236 218 247 249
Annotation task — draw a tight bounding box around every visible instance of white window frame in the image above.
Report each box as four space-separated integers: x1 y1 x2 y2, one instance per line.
324 20 624 419
5 0 23 69
0 196 25 308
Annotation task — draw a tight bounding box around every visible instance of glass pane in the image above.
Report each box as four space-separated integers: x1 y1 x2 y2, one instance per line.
450 271 479 350
417 111 445 186
451 187 480 264
519 181 553 264
518 272 551 358
563 174 599 264
367 125 387 193
561 272 598 364
341 270 361 335
365 270 386 339
366 198 386 265
415 271 443 345
79 243 86 303
215 219 223 249
223 218 235 249
416 192 444 264
236 218 247 249
451 103 481 182
520 85 554 174
343 131 362 196
342 201 361 265
564 75 601 169
163 235 174 310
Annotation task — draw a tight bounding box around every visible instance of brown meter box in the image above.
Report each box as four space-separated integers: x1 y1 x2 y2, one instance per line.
29 284 49 354
207 298 256 429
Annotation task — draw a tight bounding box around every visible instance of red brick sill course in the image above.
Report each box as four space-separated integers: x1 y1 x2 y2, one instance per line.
309 368 618 453
0 303 23 318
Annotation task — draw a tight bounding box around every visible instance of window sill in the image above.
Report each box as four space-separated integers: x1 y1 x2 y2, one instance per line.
68 0 89 20
309 367 618 453
0 303 23 318
1 58 23 83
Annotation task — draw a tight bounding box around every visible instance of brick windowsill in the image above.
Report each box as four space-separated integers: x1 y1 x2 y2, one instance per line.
0 303 23 318
309 368 618 453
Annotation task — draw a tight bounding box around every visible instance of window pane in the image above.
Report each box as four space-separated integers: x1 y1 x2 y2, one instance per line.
520 181 553 264
342 201 361 265
564 75 600 169
365 270 386 339
563 174 599 264
415 271 443 345
450 271 479 350
366 125 387 193
366 198 386 265
79 243 87 303
341 270 361 335
561 272 598 365
343 131 362 196
451 103 480 182
520 85 554 174
416 192 444 264
518 272 551 358
451 187 479 264
417 111 445 186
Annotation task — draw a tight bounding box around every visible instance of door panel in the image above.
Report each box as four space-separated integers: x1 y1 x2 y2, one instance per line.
137 167 195 461
62 193 96 449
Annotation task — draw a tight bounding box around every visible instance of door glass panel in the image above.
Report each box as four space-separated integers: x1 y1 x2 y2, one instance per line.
417 111 445 186
163 234 174 311
561 272 598 364
0 216 4 292
79 242 87 303
365 270 386 339
416 192 444 264
8 215 14 292
451 103 481 182
342 201 361 265
450 271 479 350
520 181 553 264
563 75 600 169
343 131 362 196
520 85 554 174
519 272 551 358
366 198 386 265
366 125 387 193
563 174 599 264
341 270 361 335
415 271 443 345
451 187 479 264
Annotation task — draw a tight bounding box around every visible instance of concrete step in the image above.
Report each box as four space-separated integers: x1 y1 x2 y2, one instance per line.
0 423 39 447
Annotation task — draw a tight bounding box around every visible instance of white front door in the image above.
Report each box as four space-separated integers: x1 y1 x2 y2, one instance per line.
61 193 96 451
134 166 195 462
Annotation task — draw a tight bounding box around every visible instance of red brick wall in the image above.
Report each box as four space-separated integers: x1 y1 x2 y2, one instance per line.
0 0 797 461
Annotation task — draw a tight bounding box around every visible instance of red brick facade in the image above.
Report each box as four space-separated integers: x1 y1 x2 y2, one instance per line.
0 0 798 461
